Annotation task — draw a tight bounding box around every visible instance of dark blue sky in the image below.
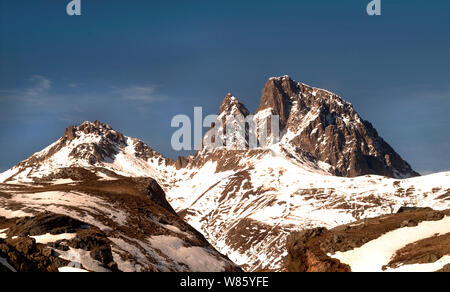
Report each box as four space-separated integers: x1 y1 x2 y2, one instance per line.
0 0 449 174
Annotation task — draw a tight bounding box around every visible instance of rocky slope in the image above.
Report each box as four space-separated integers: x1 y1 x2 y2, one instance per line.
0 169 240 272
286 208 450 272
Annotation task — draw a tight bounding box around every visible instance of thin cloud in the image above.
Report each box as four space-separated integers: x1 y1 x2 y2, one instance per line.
115 85 166 103
68 83 81 88
26 75 52 96
0 75 52 104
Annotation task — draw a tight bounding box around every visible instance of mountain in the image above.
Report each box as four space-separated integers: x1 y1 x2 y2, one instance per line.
0 123 240 272
0 76 448 272
166 153 450 271
164 76 448 271
202 93 251 150
202 76 419 178
286 208 450 272
0 121 177 190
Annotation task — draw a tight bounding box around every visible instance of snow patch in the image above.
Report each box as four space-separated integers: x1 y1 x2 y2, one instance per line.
58 266 89 272
386 255 450 272
31 233 77 244
330 217 450 272
148 235 226 272
0 228 8 239
56 247 110 272
0 207 34 219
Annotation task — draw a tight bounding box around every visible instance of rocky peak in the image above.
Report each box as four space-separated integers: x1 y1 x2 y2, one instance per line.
11 121 174 180
201 94 251 150
63 121 126 145
218 93 250 118
252 76 418 178
255 76 419 178
255 76 298 130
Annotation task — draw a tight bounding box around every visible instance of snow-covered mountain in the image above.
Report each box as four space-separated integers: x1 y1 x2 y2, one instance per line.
162 76 447 271
0 122 240 272
166 148 450 271
0 121 179 190
202 76 419 178
1 76 449 272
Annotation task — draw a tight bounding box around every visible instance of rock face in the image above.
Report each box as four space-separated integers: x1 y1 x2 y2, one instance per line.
286 228 351 272
255 76 419 178
201 76 418 178
286 208 450 272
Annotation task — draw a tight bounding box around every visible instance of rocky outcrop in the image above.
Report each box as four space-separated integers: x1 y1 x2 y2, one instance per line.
0 213 115 272
286 208 450 272
286 228 351 272
0 236 67 272
8 212 88 236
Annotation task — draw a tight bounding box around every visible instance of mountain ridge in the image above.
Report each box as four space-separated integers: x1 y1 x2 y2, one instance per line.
1 76 448 272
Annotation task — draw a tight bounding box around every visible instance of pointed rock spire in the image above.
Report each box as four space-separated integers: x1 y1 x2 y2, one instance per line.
255 76 298 130
218 93 250 117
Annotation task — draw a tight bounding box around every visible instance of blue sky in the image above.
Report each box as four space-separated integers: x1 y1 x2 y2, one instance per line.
0 0 449 174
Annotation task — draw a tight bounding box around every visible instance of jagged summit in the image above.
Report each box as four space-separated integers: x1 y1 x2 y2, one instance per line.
204 76 419 179
256 75 298 129
255 75 355 130
256 76 419 178
218 93 250 117
63 121 125 143
0 121 174 184
62 121 127 153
